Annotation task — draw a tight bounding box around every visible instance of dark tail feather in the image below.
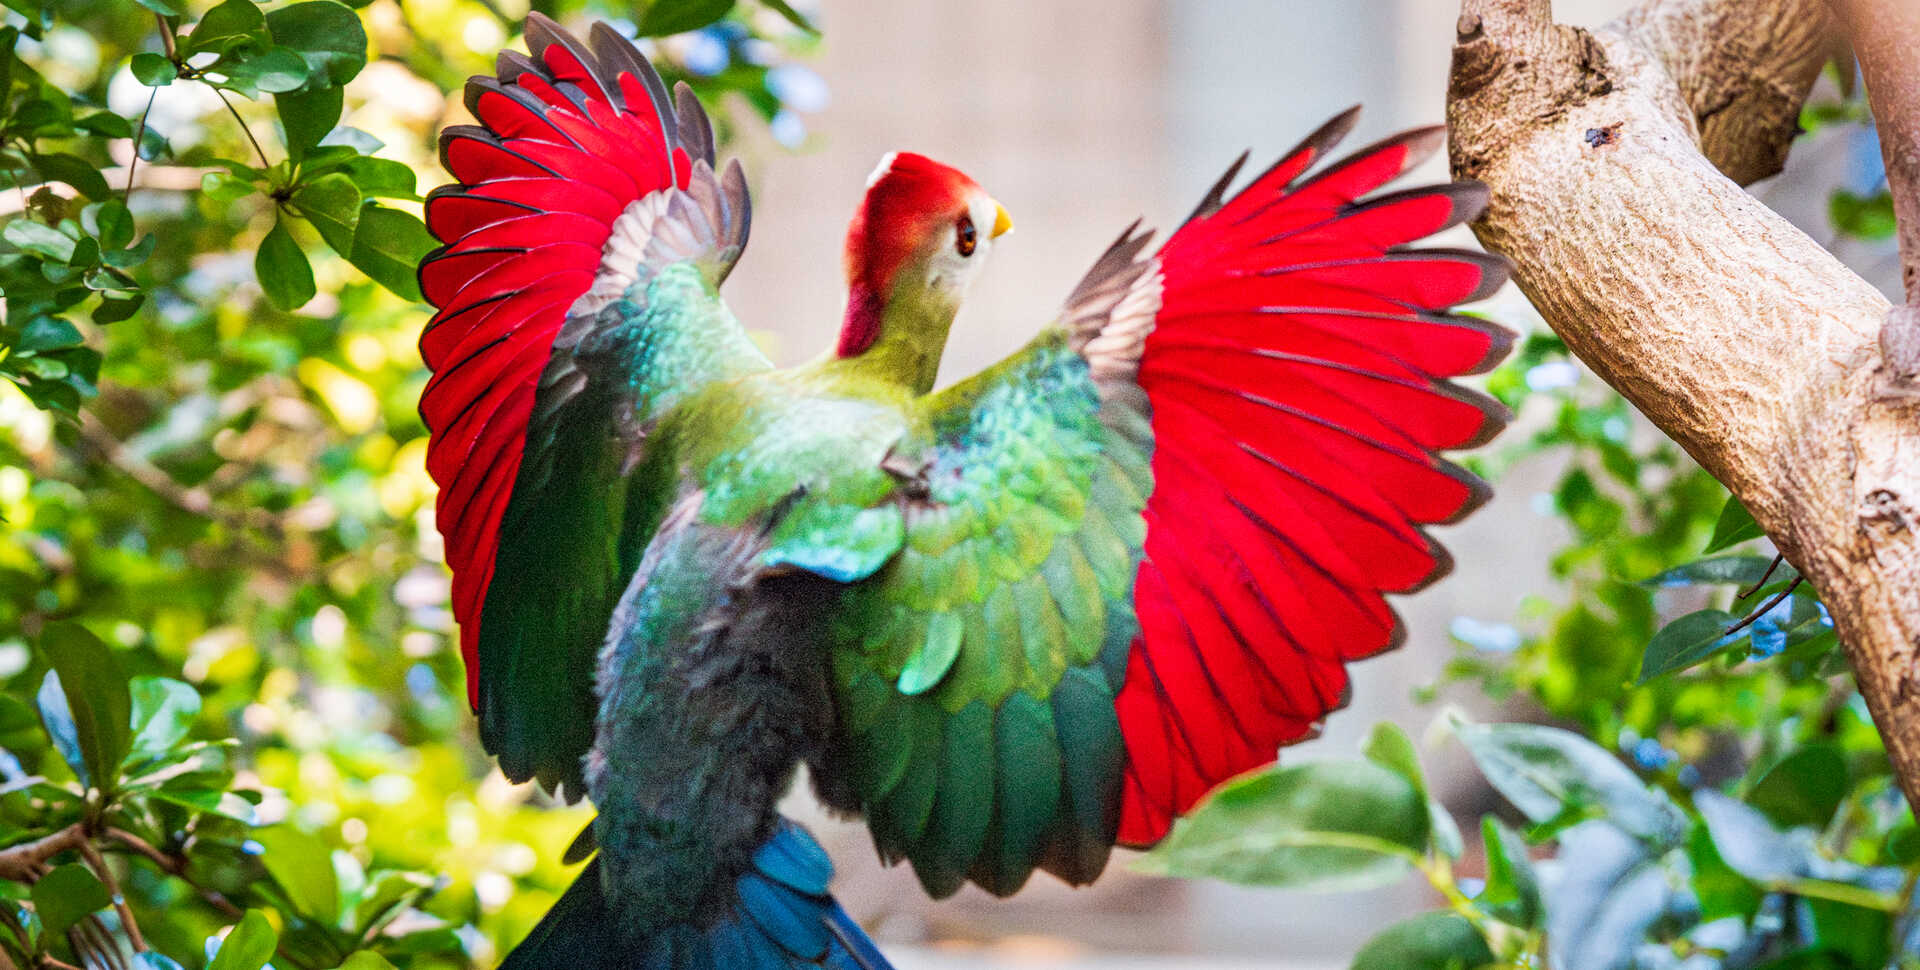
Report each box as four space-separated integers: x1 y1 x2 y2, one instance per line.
501 821 893 970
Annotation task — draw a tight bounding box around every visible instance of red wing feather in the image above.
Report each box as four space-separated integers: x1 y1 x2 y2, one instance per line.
1114 114 1513 846
417 14 706 707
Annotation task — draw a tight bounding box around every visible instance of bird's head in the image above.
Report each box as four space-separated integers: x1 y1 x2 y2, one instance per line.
834 152 1012 387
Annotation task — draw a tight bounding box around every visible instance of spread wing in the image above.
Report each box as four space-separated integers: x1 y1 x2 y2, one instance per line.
418 14 768 796
823 109 1513 898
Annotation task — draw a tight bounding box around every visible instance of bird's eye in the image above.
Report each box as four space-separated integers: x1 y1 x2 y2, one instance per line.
955 215 977 257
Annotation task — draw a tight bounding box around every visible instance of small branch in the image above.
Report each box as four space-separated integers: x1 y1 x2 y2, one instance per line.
1828 0 1920 302
1723 578 1805 638
124 88 159 198
1828 0 1920 388
154 13 177 63
208 86 272 174
103 828 242 918
77 411 284 536
75 840 144 953
0 826 85 882
1736 553 1787 600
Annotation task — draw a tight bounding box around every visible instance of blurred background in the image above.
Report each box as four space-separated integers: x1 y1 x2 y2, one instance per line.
0 0 1904 967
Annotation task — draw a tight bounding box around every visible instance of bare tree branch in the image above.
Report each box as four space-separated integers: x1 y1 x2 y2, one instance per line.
1450 0 1920 812
1828 0 1920 387
0 825 85 882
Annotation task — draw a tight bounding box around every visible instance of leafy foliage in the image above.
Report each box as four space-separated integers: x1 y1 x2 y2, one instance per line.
0 0 822 965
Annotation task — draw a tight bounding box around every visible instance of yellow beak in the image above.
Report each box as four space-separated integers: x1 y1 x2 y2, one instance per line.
991 201 1014 238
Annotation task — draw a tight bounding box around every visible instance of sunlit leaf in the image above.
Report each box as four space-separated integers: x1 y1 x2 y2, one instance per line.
1703 495 1764 553
129 51 175 86
637 0 735 36
290 172 360 253
207 909 277 970
345 204 433 300
34 622 130 790
256 217 315 311
265 0 368 88
1134 759 1426 890
250 826 340 925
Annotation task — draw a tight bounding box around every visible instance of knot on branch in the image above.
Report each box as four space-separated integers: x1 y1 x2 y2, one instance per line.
1448 20 1616 181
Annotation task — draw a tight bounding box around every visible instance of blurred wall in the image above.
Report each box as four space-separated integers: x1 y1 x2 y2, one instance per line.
725 1 1634 965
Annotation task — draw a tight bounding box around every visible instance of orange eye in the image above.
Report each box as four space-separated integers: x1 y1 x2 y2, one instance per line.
955 214 977 257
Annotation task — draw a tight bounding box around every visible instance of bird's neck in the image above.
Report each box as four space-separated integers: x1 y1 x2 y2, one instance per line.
831 277 956 396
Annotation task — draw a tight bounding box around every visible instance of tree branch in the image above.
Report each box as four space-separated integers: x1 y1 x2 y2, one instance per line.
1827 0 1920 386
0 826 84 882
1450 0 1920 814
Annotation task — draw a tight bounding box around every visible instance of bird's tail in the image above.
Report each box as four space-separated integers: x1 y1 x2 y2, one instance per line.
500 821 893 970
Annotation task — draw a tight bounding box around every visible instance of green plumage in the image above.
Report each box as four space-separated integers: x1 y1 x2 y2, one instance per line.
481 173 1152 905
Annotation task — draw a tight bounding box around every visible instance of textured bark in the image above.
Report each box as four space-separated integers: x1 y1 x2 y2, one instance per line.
1449 0 1920 812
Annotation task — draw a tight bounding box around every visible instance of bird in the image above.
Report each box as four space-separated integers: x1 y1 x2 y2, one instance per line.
417 13 1513 970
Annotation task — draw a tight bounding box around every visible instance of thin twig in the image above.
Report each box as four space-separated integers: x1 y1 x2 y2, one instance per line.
103 828 242 918
76 411 284 536
124 87 159 198
1723 578 1807 638
154 13 176 62
74 840 144 953
1736 553 1787 600
209 86 272 173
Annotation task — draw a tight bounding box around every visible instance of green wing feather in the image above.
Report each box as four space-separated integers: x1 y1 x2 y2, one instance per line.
478 168 771 797
824 230 1160 896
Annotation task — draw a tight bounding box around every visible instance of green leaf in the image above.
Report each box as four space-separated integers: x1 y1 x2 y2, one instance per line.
345 204 433 301
1829 188 1897 241
207 910 278 970
126 676 201 763
30 152 111 201
255 218 315 311
758 0 818 33
134 955 187 970
221 46 311 95
31 864 109 936
276 86 343 162
1636 609 1742 683
1133 759 1426 890
1641 554 1793 589
17 315 82 353
1350 911 1494 970
91 200 134 250
1363 722 1459 859
185 0 266 53
5 220 76 261
201 171 256 202
1453 719 1686 844
1703 495 1764 553
35 622 131 790
130 51 176 86
75 111 133 138
132 0 185 15
264 1 368 88
637 0 735 36
1748 745 1847 829
1479 817 1541 928
1694 790 1818 884
94 293 144 324
335 955 399 970
336 155 417 200
250 826 340 924
290 172 360 253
